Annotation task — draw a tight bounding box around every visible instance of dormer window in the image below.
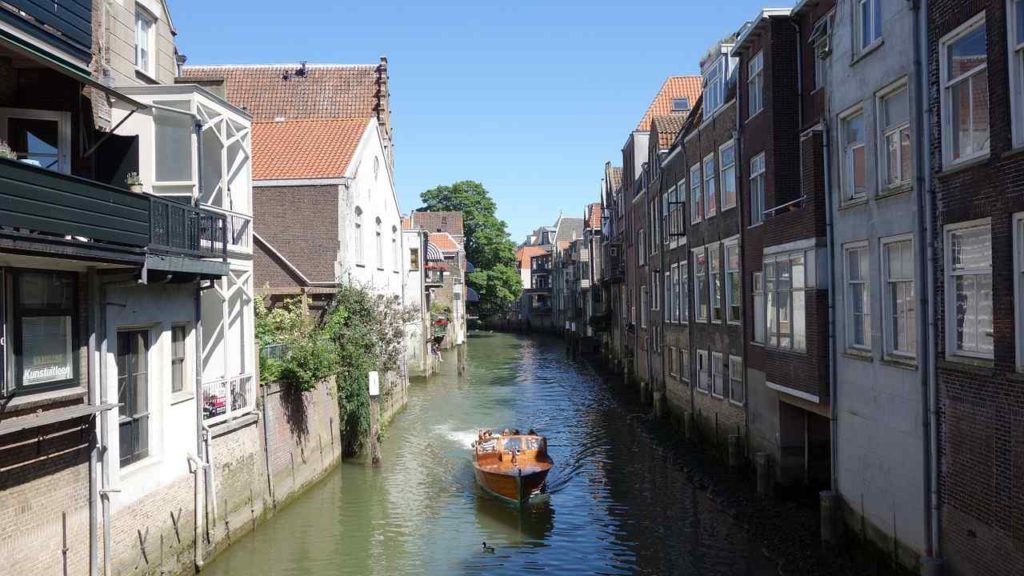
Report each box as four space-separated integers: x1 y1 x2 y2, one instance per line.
671 98 691 113
702 56 726 121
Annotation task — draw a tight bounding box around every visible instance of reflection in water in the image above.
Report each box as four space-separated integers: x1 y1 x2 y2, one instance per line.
204 333 777 576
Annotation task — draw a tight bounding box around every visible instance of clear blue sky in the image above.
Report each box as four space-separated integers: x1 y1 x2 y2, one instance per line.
170 0 771 241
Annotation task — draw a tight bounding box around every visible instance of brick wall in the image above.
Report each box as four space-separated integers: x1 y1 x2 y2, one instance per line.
928 1 1024 574
253 184 340 289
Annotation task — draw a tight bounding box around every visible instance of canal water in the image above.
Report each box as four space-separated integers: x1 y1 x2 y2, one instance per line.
204 332 777 575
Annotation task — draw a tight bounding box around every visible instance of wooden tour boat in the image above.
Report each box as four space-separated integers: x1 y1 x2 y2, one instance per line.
472 430 553 506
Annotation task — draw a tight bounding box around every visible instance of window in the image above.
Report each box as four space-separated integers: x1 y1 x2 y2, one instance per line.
720 141 737 210
662 187 672 246
941 14 989 165
690 164 703 224
703 57 726 120
681 261 689 323
638 229 646 266
118 330 150 467
664 272 672 322
748 51 764 117
763 251 809 351
697 350 710 392
945 222 993 358
811 14 833 91
354 208 364 266
750 153 765 225
0 109 72 174
376 218 384 270
703 154 717 218
728 356 744 405
680 349 691 383
171 325 187 394
854 0 881 52
753 271 766 343
694 248 708 322
152 101 193 182
671 264 680 323
710 244 723 322
711 351 725 397
641 286 648 329
669 346 678 376
672 98 691 113
135 7 155 75
409 247 420 271
1015 214 1024 369
393 227 400 272
725 240 741 323
12 270 76 392
1010 1 1024 146
841 109 867 201
845 243 871 350
882 237 916 358
878 84 912 189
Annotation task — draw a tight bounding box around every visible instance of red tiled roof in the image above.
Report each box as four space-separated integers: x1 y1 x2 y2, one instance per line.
428 232 460 253
636 76 703 132
401 217 413 230
516 245 547 269
252 119 367 180
652 114 687 148
180 64 382 122
586 203 602 229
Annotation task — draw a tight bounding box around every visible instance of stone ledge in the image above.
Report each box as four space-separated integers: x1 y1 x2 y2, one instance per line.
209 413 259 438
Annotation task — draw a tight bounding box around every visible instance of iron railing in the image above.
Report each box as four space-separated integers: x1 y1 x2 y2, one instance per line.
149 197 227 260
202 373 255 424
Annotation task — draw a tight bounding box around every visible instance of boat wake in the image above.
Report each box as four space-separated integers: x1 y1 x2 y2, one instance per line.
433 424 479 449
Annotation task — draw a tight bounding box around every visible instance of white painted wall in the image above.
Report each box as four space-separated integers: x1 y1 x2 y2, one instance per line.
102 282 198 510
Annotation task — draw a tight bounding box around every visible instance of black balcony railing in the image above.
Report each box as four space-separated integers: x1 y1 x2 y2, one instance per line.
425 269 444 285
0 158 227 264
149 197 227 260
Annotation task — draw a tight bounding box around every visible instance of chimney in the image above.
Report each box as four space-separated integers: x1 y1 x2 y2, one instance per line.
376 56 393 170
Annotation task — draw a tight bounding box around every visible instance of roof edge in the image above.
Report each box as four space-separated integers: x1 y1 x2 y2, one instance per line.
732 8 793 56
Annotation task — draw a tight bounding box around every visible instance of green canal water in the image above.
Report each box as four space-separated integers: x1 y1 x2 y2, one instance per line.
203 332 776 575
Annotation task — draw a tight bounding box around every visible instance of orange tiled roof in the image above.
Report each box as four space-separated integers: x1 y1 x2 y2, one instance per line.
401 217 413 230
516 245 547 269
586 203 602 229
252 119 367 180
636 76 702 132
180 64 381 122
428 232 460 253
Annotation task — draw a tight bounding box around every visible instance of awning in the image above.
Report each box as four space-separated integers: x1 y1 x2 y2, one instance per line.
467 287 480 303
465 261 476 273
426 242 445 262
0 29 147 110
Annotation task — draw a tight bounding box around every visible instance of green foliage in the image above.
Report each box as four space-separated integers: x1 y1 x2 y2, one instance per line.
420 180 522 319
256 284 416 457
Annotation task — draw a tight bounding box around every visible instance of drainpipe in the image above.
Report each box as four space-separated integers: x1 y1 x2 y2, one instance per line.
823 116 838 495
88 268 99 576
193 280 211 571
912 0 942 571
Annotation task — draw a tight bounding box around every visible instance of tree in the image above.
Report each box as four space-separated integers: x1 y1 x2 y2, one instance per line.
420 181 521 318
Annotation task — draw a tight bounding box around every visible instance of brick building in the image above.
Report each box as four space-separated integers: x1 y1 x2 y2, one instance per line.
927 2 1024 574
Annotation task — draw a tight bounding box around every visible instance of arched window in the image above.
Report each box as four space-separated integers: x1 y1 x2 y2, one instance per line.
375 217 383 270
354 207 364 266
392 226 399 272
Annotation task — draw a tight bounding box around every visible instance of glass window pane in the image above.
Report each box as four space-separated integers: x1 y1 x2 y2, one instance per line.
7 117 61 171
952 227 992 270
21 316 73 386
971 70 990 156
154 104 194 182
948 24 987 80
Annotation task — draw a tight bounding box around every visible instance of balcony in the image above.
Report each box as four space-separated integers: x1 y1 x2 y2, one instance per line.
203 373 256 424
425 268 445 286
0 158 228 275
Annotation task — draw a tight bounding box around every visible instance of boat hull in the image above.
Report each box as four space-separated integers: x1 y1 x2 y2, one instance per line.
473 466 550 505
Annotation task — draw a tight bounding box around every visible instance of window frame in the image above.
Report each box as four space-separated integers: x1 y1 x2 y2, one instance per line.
710 351 725 398
680 348 691 384
944 219 994 360
940 12 990 167
839 105 868 203
703 152 718 219
690 164 703 224
720 140 737 211
876 80 912 192
354 207 365 267
728 355 744 406
725 238 741 324
693 247 709 323
696 349 710 393
762 250 810 352
1014 213 1024 370
748 50 764 118
9 269 78 394
1009 1 1024 148
0 108 73 174
375 217 384 271
171 324 189 396
844 241 872 352
135 5 157 77
854 0 882 55
749 152 765 226
681 260 689 324
117 328 151 468
881 235 917 361
752 271 766 344
703 56 726 121
709 242 723 323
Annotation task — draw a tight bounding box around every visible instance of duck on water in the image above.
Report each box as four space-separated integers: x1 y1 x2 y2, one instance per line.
472 428 553 507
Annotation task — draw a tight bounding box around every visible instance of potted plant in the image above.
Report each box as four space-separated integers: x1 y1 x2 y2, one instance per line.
0 139 16 161
125 171 143 193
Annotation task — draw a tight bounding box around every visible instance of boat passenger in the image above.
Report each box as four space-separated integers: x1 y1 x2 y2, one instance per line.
527 428 537 436
502 428 510 436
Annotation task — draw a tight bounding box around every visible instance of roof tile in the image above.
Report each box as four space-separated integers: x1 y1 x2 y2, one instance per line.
636 76 703 132
252 119 366 180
